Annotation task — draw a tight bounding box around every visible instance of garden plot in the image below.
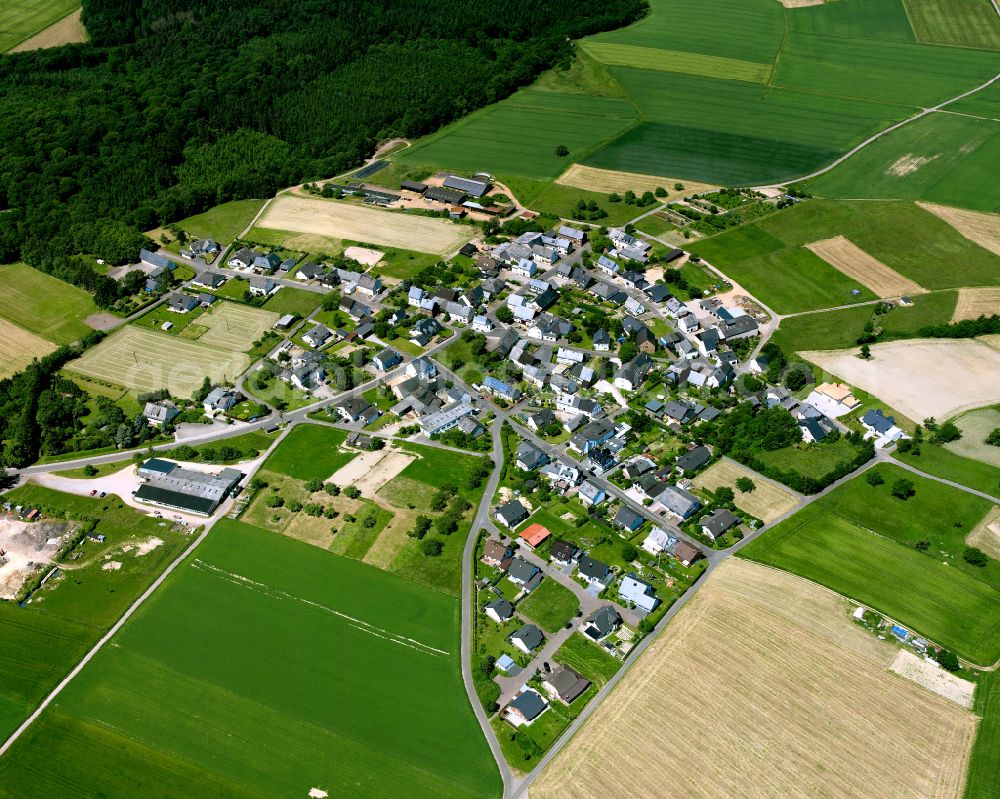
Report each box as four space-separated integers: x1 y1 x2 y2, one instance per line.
806 237 924 298
801 339 1000 422
533 559 977 799
918 202 1000 257
952 288 1000 323
0 318 57 379
66 326 249 396
195 302 279 351
258 195 474 256
692 459 799 523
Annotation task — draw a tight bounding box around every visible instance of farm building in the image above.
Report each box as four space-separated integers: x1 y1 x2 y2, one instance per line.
134 459 242 516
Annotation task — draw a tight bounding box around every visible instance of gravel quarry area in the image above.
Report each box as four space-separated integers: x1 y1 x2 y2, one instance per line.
0 518 71 600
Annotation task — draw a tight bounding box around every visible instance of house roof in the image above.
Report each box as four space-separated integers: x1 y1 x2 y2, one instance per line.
509 688 547 720
546 665 591 704
512 624 544 651
578 555 611 581
485 598 514 620
549 539 579 563
702 508 740 537
496 500 529 527
614 507 643 529
519 524 551 549
585 605 621 638
676 446 711 473
659 485 701 518
673 540 701 564
861 408 897 434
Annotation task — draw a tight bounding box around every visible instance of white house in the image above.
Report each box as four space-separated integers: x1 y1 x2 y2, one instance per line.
641 528 675 556
618 573 659 613
472 315 493 333
806 382 862 418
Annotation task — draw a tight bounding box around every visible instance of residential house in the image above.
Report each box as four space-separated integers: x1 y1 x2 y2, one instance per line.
614 507 644 532
624 296 646 316
511 624 545 655
472 315 493 333
406 357 437 380
645 283 672 303
140 248 172 271
663 400 695 426
558 225 586 245
143 401 179 427
483 376 521 403
595 255 620 276
577 555 612 588
192 271 225 289
167 293 199 313
495 499 529 529
549 539 580 567
248 277 277 297
203 386 240 415
485 598 515 624
407 286 427 307
568 418 616 455
555 395 603 419
718 315 759 341
373 348 402 371
860 408 906 447
577 480 606 507
542 666 591 705
582 605 621 641
302 324 332 349
515 441 549 471
527 409 555 432
457 415 485 439
799 416 835 443
593 330 611 351
672 541 702 567
675 445 711 475
618 574 659 613
657 485 701 520
410 318 442 346
289 363 324 391
336 397 378 424
420 403 476 437
807 382 861 418
505 689 548 726
641 527 675 556
444 301 473 323
582 446 616 474
519 523 551 551
700 508 740 541
512 258 537 278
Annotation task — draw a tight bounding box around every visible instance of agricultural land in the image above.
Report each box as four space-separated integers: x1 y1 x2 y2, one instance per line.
692 459 800 523
0 263 99 345
532 558 977 799
0 0 80 52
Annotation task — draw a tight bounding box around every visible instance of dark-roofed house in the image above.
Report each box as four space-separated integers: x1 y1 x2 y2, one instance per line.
543 665 591 705
515 441 549 472
614 507 644 532
549 539 580 567
577 555 612 588
657 485 701 520
495 499 529 529
701 508 740 541
193 271 225 289
168 293 199 313
143 401 179 427
482 539 514 570
673 540 702 567
373 348 402 371
510 623 545 654
507 556 540 586
663 400 695 425
582 605 622 641
506 689 548 725
485 598 515 624
675 445 711 475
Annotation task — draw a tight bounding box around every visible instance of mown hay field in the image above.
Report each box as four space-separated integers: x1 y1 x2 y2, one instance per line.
0 318 57 379
258 195 475 256
806 236 924 298
903 0 1000 50
580 41 770 83
945 407 1000 468
952 287 1000 322
0 263 98 344
555 163 715 199
195 301 278 351
0 0 79 52
533 558 977 799
8 6 85 52
918 202 1000 257
0 521 501 799
65 326 249 396
692 458 799 522
801 338 1000 422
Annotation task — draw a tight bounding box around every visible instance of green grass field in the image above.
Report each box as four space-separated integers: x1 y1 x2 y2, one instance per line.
518 579 580 633
966 668 1000 798
809 113 1000 213
789 0 917 43
741 468 1000 664
0 0 79 52
175 199 265 245
580 42 770 83
903 0 1000 50
260 424 354 481
553 632 621 687
0 486 190 741
690 200 1000 312
754 437 864 481
0 520 501 798
261 285 325 317
0 263 98 344
896 442 1000 497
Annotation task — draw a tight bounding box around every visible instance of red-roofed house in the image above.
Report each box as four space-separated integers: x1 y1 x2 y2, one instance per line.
519 523 551 550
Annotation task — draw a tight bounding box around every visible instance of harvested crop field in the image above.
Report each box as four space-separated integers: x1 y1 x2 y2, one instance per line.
257 195 474 256
952 287 1000 322
66 326 249 396
692 458 799 523
329 448 416 496
919 203 1000 257
8 7 86 51
801 339 1000 422
194 302 279 351
532 559 978 799
554 163 715 199
806 236 924 298
968 506 1000 560
0 318 57 379
945 408 1000 468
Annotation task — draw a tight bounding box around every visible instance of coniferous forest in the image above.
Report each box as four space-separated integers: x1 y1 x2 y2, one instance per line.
0 0 645 270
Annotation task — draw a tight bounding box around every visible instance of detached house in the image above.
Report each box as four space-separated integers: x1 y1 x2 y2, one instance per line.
577 555 612 588
619 574 659 613
582 605 621 641
511 624 545 655
495 499 529 529
700 508 740 541
143 401 179 427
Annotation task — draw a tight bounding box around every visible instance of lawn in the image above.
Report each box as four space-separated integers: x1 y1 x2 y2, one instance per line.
246 376 315 411
0 520 501 799
809 113 1000 214
894 444 1000 498
65 325 249 396
175 199 265 245
261 285 325 317
0 263 98 344
0 485 190 742
966 668 1000 799
553 632 621 687
260 424 354 481
903 0 1000 50
691 200 1000 313
754 437 864 481
740 495 1000 664
0 0 79 52
518 579 581 633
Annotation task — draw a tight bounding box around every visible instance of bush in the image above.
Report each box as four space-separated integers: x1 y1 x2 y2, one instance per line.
305 477 324 493
287 499 303 512
621 543 638 562
715 486 734 503
554 144 569 156
324 482 341 496
420 537 444 556
343 486 361 499
986 427 1000 447
304 503 324 517
915 539 930 551
964 546 988 567
83 464 98 477
265 494 284 508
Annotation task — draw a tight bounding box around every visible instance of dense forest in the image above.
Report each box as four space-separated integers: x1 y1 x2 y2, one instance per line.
0 0 645 273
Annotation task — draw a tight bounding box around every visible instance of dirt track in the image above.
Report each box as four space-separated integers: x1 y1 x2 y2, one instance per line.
532 559 977 799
